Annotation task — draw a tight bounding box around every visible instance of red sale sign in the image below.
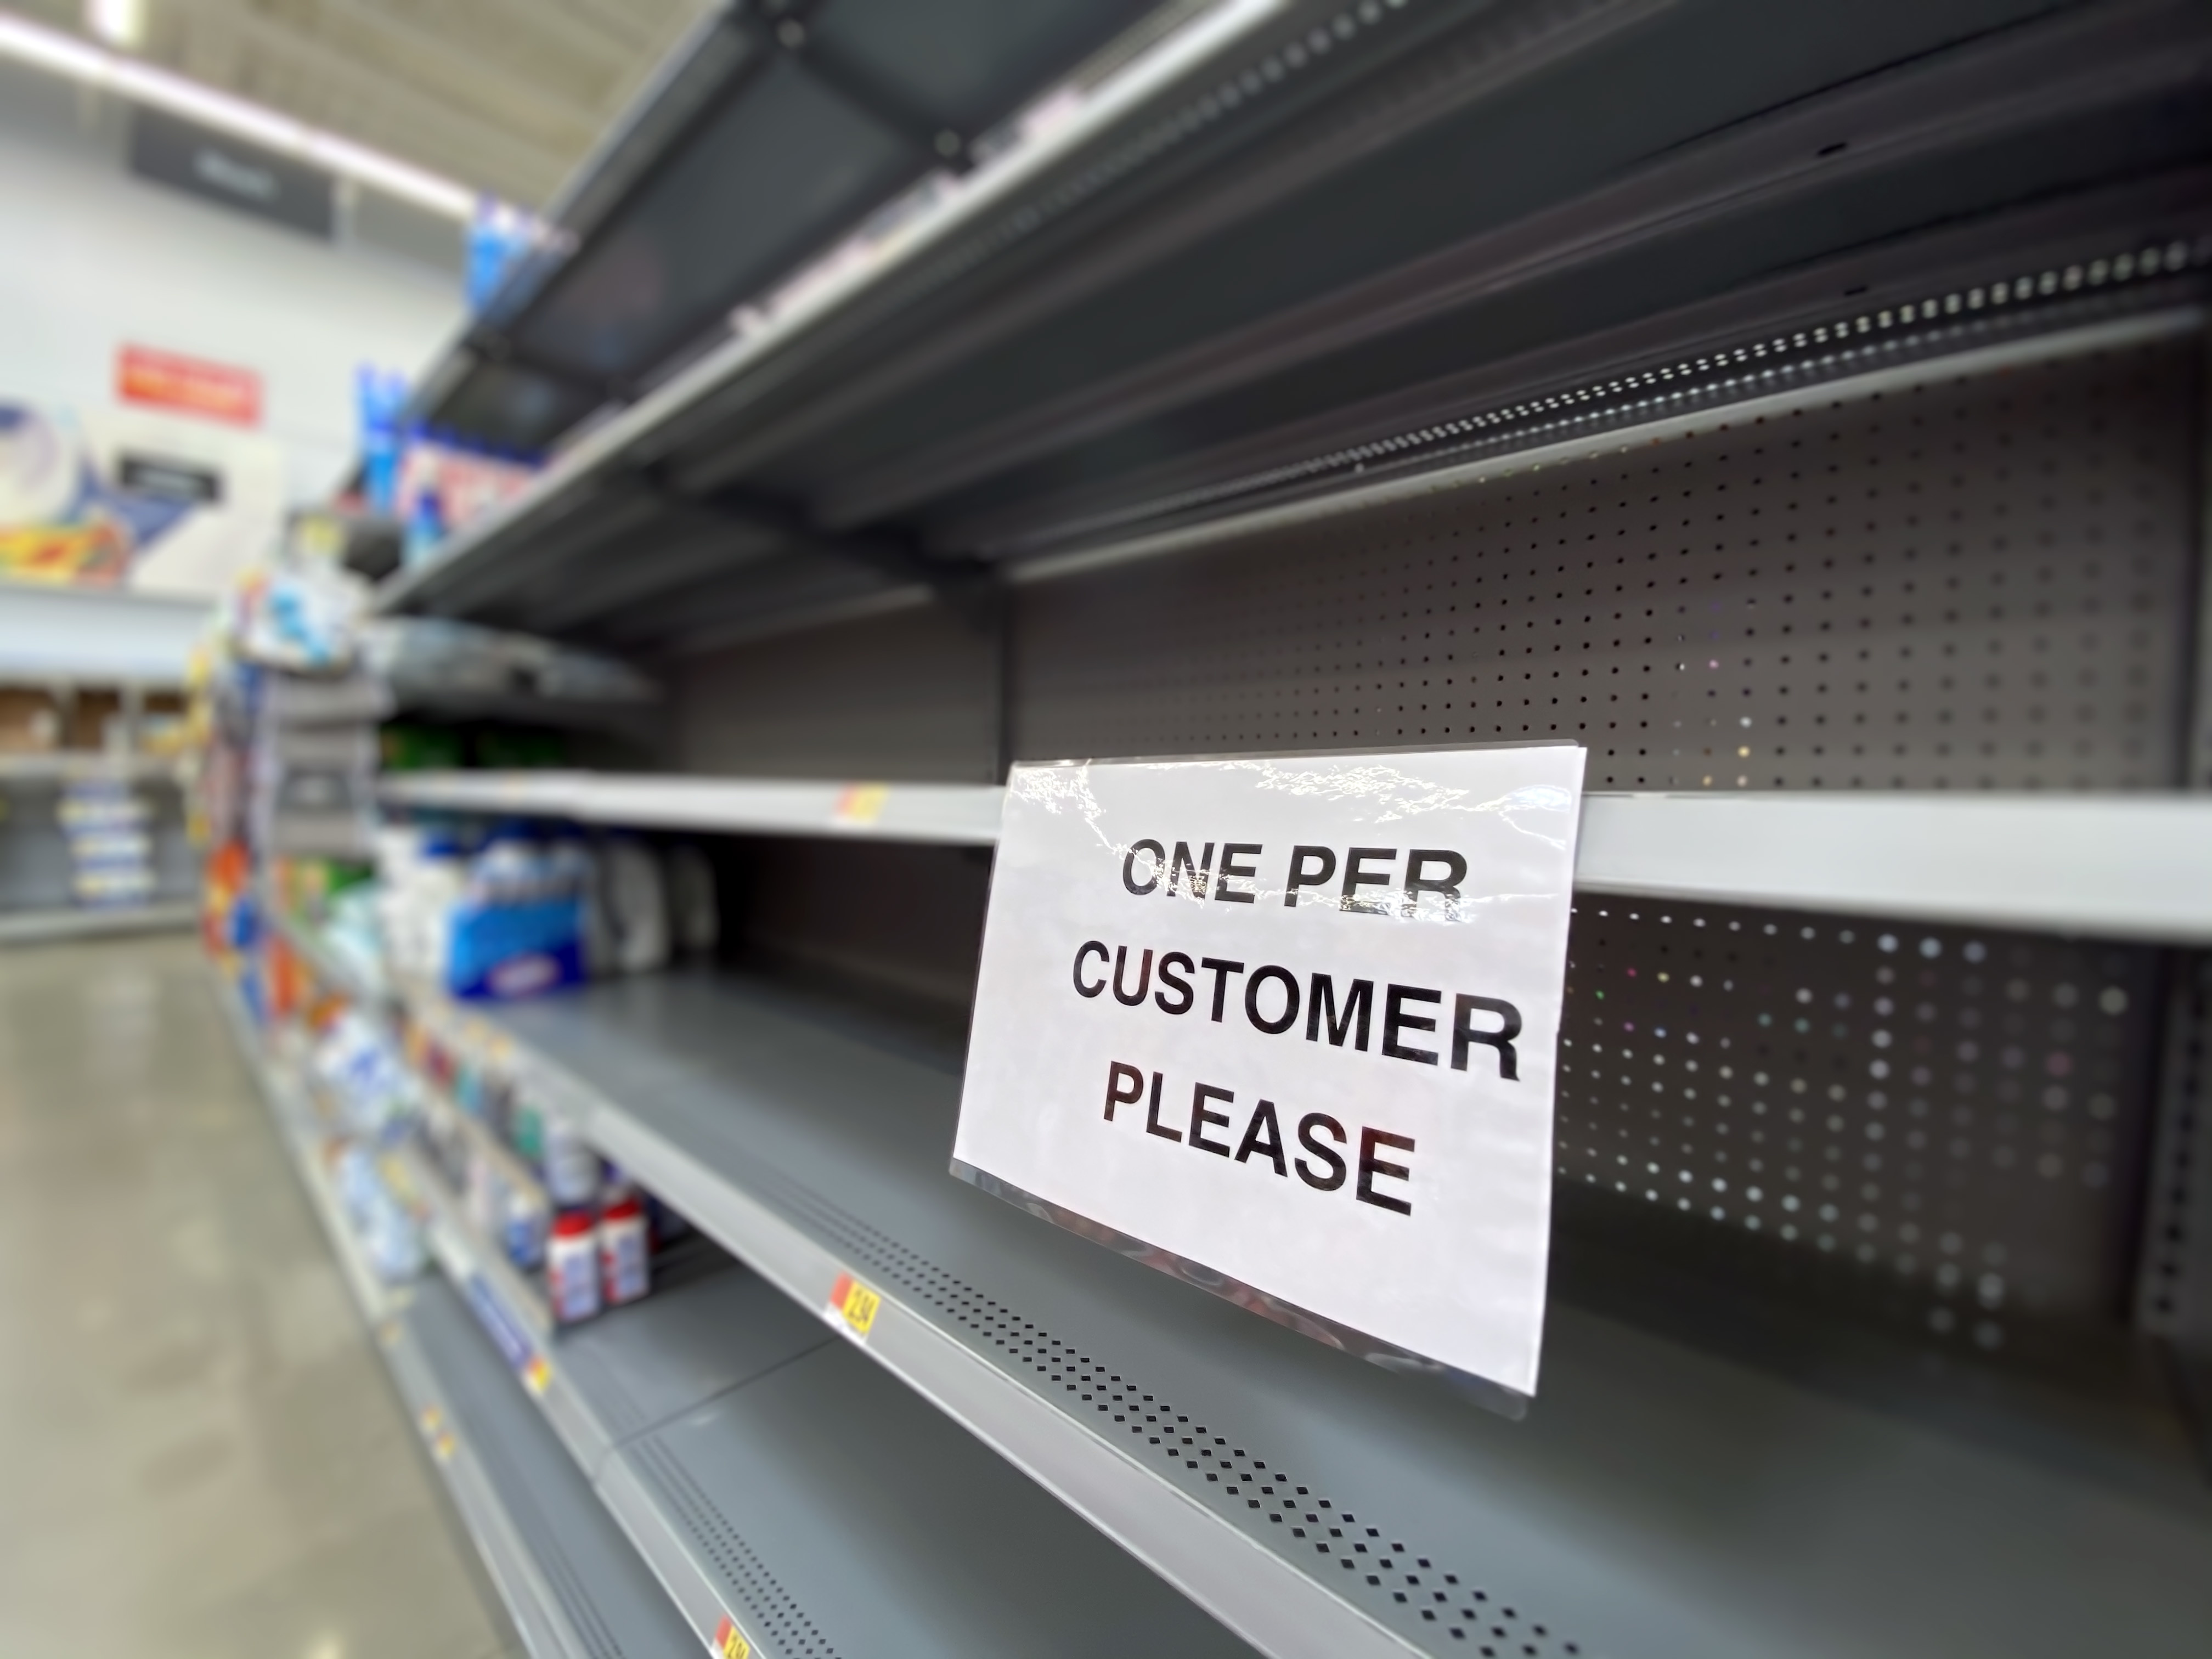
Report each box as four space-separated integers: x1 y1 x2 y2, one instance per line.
116 346 261 426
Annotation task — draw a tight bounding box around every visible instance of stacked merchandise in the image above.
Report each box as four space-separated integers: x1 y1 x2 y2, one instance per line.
269 838 707 1325
377 820 718 1002
308 1005 425 1285
407 1018 679 1325
58 774 155 907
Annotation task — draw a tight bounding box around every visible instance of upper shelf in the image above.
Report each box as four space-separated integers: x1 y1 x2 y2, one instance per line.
0 752 180 783
407 0 1174 458
382 768 1003 844
378 0 2212 654
379 771 2212 941
0 583 208 684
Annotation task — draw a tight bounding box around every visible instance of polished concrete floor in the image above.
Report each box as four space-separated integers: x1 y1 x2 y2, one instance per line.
0 933 519 1659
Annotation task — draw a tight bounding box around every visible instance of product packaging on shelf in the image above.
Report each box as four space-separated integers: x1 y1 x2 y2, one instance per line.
310 1008 415 1142
546 1210 601 1323
600 1193 650 1306
541 1117 601 1210
336 1143 425 1285
60 775 156 907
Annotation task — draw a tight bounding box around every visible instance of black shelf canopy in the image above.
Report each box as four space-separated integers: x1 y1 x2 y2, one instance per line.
382 0 2212 660
413 0 1161 457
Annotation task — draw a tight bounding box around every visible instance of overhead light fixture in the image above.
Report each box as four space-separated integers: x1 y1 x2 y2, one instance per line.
1 10 478 219
84 0 144 50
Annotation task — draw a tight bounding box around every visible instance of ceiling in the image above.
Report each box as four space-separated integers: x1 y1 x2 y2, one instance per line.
11 0 717 207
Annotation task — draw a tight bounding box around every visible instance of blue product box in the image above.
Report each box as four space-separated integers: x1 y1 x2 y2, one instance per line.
445 897 585 1000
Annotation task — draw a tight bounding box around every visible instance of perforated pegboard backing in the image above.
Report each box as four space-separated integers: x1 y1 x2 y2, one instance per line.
672 603 996 783
1015 331 2202 788
1553 900 2162 1370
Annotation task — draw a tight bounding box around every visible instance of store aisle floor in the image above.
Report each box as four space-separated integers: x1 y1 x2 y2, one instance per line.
0 934 520 1659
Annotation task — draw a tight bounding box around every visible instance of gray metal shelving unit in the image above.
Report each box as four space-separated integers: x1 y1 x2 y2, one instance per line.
376 768 2212 941
216 975 694 1659
249 913 1263 1659
387 1281 706 1659
259 0 2212 1652
437 967 2212 1659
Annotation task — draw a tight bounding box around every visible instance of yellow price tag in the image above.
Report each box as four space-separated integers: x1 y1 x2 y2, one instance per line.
832 783 890 826
433 1429 457 1463
826 1272 881 1338
713 1616 751 1658
523 1355 551 1397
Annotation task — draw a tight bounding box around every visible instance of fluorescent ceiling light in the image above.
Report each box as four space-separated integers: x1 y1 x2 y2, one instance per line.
84 0 144 50
0 11 478 219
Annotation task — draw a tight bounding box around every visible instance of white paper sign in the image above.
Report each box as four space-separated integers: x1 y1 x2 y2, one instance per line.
953 744 1585 1398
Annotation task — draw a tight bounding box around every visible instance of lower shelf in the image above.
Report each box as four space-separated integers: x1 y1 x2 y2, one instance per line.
217 967 691 1659
219 961 1261 1659
470 968 2212 1659
0 899 197 945
388 1278 704 1659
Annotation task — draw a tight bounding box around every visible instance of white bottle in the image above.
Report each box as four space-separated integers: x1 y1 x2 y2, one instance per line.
601 837 669 974
541 1118 601 1209
546 1211 600 1323
599 1194 650 1306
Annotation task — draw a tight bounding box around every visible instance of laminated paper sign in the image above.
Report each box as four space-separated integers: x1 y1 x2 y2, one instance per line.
952 744 1585 1400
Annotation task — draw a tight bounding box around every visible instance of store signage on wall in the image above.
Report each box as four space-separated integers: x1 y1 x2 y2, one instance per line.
128 105 335 239
953 744 1585 1402
117 346 261 427
117 454 223 503
2 396 280 592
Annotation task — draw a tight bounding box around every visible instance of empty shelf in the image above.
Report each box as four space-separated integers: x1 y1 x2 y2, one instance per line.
466 968 2212 1659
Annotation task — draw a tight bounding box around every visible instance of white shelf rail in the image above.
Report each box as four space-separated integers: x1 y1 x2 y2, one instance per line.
380 771 2212 942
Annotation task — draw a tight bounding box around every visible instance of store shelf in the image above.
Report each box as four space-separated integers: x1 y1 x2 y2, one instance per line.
386 1276 707 1659
0 752 181 784
215 969 398 1325
0 582 207 682
0 900 198 945
404 1138 555 1347
375 1 2212 657
1568 791 2212 942
253 907 1268 1655
397 1065 1264 1656
478 1248 1260 1658
460 967 2212 1659
381 769 1005 845
263 901 388 1006
215 967 724 1659
379 0 1280 621
376 774 2212 941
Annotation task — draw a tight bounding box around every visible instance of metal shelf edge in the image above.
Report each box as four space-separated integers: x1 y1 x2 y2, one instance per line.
380 1324 599 1659
377 777 2212 939
551 1045 1419 1659
0 901 199 946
